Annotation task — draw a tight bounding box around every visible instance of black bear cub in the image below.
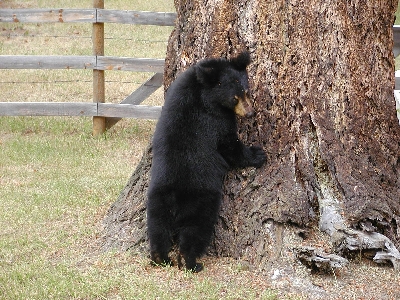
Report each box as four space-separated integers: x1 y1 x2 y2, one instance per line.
147 52 265 272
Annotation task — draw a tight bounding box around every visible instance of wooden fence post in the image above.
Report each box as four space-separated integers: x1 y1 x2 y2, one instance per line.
93 0 105 136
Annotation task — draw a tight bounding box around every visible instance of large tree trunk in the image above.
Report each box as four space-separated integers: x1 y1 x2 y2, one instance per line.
102 0 400 272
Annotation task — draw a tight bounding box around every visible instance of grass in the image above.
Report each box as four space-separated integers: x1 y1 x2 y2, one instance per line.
0 117 151 298
0 116 280 299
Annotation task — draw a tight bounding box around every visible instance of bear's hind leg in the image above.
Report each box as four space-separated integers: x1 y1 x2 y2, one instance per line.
150 250 171 267
147 193 173 267
177 252 204 273
176 191 220 272
148 223 172 266
178 225 213 272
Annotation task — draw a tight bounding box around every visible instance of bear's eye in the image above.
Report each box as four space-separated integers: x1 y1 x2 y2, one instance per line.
234 96 239 105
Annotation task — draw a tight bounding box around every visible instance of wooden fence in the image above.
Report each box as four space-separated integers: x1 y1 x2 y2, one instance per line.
0 3 176 135
1 7 400 134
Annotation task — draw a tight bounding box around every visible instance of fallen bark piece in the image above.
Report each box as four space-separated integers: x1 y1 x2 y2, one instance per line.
295 246 349 273
337 229 400 270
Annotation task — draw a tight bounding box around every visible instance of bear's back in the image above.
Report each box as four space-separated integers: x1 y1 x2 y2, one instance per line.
150 65 230 191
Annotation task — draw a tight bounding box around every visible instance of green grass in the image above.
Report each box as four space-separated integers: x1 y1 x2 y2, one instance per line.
0 117 156 298
0 117 280 299
0 120 279 300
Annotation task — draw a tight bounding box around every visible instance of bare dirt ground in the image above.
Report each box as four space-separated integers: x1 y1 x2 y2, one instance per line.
197 255 400 299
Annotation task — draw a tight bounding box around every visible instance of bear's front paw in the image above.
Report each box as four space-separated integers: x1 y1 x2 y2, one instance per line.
249 146 266 168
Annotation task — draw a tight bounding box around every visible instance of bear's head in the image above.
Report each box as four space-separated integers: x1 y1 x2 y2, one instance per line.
195 52 255 118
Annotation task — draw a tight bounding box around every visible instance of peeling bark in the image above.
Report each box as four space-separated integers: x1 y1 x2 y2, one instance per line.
295 246 349 273
102 0 400 272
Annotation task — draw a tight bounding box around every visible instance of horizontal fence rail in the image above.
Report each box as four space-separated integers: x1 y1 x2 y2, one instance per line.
0 9 176 26
0 56 165 72
0 102 162 119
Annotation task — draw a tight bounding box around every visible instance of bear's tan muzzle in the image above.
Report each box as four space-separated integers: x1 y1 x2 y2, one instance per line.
234 94 255 118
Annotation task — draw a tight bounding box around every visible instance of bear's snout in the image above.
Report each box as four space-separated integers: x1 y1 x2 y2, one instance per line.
234 95 255 118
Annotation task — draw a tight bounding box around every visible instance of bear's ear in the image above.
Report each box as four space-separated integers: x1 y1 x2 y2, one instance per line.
230 51 251 71
195 64 221 85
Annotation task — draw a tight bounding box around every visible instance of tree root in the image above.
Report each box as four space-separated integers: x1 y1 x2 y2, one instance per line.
306 184 400 271
335 228 400 270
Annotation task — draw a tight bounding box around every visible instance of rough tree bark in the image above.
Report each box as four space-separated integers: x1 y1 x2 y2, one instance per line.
102 0 400 273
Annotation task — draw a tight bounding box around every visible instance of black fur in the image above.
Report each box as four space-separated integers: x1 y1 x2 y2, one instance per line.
147 52 265 272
